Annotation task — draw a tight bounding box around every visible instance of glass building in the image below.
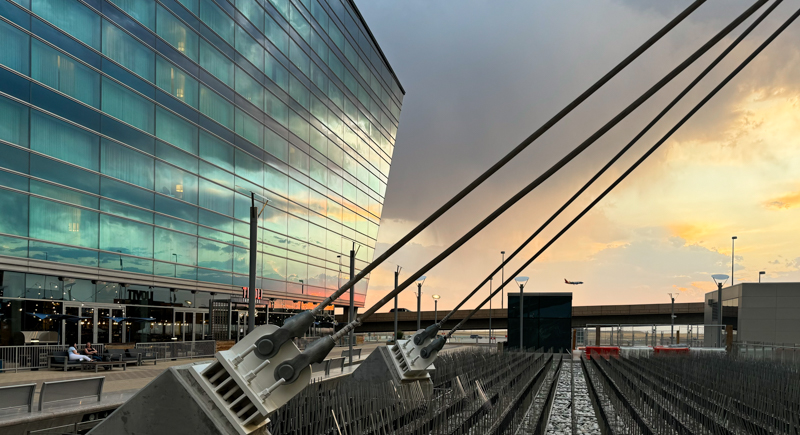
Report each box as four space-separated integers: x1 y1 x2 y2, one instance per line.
0 0 403 345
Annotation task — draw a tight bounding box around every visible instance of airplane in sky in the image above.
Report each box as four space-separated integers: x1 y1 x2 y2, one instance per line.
564 279 584 285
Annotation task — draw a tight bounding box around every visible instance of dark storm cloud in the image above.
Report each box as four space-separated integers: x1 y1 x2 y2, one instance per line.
356 0 800 228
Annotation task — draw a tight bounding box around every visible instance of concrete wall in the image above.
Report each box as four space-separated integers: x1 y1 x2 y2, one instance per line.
706 282 800 345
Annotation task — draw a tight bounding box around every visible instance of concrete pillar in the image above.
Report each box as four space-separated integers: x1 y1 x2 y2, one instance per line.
595 326 601 346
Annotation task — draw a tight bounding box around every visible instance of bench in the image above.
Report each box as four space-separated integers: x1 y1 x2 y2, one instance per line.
39 377 104 411
80 361 127 372
48 351 84 372
311 360 330 375
340 349 362 360
0 383 36 413
329 357 345 374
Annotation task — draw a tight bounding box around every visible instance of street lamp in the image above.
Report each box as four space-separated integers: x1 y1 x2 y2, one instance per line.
415 276 426 330
336 255 342 288
501 251 506 310
432 294 440 323
299 279 304 295
489 277 493 344
515 276 529 351
711 274 729 348
759 271 765 283
731 236 737 286
668 292 678 344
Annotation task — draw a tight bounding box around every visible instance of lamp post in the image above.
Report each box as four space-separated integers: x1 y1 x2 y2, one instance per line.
415 276 427 330
299 279 304 295
394 266 401 342
668 292 678 344
711 274 729 348
337 255 341 288
432 294 440 323
488 277 493 343
172 253 178 277
759 271 765 283
501 251 506 310
731 236 737 286
515 276 529 351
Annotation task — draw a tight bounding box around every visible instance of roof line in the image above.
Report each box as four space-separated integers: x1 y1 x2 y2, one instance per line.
346 0 406 95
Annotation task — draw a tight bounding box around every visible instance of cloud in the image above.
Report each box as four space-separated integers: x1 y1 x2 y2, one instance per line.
763 190 800 210
355 0 800 311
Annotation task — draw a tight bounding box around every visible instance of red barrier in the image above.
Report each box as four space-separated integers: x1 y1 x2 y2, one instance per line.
653 346 690 355
584 346 620 360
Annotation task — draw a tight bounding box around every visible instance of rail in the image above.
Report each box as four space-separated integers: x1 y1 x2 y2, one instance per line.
134 340 215 360
0 344 105 373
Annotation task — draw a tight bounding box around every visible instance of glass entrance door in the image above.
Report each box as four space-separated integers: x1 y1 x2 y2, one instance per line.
98 308 125 343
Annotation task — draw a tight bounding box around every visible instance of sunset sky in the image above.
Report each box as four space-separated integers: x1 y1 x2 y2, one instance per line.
354 0 800 313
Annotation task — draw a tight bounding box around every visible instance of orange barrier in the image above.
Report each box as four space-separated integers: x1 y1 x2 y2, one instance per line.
584 346 620 360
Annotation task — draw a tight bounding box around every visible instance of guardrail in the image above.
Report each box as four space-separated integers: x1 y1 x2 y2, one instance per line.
134 340 215 361
733 341 800 364
0 344 105 373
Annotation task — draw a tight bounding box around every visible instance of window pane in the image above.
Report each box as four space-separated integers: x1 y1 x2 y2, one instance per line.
157 5 198 61
110 0 155 29
102 78 155 133
264 127 287 162
235 26 262 70
289 111 309 142
264 54 288 90
236 0 263 31
31 111 99 170
199 0 233 45
0 19 30 74
32 0 100 49
101 139 154 189
264 14 287 54
234 67 263 110
31 41 100 108
100 214 153 257
30 197 99 248
102 20 154 81
289 76 309 109
199 179 233 215
199 131 233 172
198 238 232 271
0 189 28 236
235 148 261 185
0 96 29 147
199 85 233 129
156 107 198 154
156 161 198 204
199 39 233 87
265 91 287 127
156 57 198 108
154 227 197 266
234 108 262 148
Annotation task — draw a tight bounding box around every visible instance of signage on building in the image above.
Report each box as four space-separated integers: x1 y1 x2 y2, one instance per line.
242 287 262 300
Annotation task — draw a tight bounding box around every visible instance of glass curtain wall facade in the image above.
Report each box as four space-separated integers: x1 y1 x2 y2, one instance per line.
0 0 404 345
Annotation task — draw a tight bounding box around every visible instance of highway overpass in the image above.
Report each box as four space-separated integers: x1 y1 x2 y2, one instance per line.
335 302 705 333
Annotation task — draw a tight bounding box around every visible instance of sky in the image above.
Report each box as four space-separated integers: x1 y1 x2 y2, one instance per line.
353 0 800 313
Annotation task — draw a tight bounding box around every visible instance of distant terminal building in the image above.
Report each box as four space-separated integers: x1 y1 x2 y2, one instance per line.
705 282 800 345
0 0 403 346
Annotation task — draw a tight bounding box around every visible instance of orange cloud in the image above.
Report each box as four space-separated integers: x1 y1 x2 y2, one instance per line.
763 190 800 210
690 281 717 292
672 285 688 292
668 223 719 245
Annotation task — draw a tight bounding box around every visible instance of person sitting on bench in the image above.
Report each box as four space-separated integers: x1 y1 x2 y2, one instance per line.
84 342 102 361
68 344 91 362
